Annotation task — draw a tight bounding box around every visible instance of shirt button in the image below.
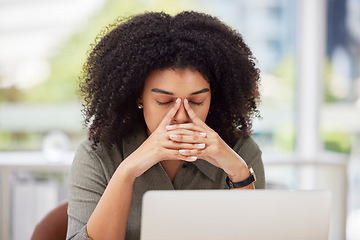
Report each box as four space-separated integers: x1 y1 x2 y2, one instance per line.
182 163 188 168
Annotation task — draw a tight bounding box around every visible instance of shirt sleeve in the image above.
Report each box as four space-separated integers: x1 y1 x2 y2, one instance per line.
66 141 108 240
233 136 266 189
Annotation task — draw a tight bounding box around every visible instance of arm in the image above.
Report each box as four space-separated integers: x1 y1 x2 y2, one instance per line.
86 163 135 240
69 98 197 240
234 137 265 189
67 140 136 240
166 98 262 189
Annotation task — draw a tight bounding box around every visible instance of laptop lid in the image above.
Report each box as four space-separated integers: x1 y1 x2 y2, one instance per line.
140 190 331 240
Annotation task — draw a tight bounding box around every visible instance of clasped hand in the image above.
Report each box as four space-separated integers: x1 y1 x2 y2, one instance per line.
125 98 249 181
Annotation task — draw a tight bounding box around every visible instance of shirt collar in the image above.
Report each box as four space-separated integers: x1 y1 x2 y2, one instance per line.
192 159 219 182
122 124 219 182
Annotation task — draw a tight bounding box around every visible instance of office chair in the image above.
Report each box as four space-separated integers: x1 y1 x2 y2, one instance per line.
31 201 68 240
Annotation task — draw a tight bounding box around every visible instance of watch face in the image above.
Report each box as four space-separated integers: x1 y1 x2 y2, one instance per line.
249 167 257 182
225 176 233 188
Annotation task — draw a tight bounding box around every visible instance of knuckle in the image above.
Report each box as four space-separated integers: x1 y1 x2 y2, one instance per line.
183 150 190 155
214 144 221 155
182 143 191 149
153 146 161 154
153 138 162 146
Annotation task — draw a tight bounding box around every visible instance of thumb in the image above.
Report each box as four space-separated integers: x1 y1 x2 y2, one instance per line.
158 98 181 128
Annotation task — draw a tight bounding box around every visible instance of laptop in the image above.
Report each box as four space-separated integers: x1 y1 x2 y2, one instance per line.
140 190 331 240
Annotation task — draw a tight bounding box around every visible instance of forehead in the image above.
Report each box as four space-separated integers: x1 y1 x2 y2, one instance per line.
144 68 210 93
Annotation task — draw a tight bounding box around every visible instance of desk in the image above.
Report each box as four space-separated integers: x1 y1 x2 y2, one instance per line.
0 151 73 240
0 151 349 240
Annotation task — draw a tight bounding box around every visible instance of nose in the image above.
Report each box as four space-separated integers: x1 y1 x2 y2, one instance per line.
173 101 190 124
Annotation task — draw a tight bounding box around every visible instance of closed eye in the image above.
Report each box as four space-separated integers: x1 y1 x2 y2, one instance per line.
156 100 174 105
190 101 203 106
156 100 203 106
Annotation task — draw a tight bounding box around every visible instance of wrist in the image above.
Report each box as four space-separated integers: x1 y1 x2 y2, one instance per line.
117 160 138 183
227 164 250 183
226 166 256 189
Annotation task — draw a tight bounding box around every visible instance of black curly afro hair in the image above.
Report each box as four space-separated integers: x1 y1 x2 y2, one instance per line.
79 11 261 149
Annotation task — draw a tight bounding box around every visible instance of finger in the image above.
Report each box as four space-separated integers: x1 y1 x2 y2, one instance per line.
177 149 220 168
166 123 207 135
167 128 196 135
163 141 206 150
184 98 210 128
169 133 207 143
158 98 181 128
179 149 204 156
166 149 198 162
182 156 198 161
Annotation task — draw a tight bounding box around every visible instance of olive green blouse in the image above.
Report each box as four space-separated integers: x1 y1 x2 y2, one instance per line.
66 126 265 240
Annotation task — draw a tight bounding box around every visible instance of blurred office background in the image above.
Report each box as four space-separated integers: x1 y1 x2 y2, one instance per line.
0 0 359 239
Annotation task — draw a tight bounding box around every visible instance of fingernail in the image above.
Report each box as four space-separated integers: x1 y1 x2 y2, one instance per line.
184 98 188 104
176 98 181 103
190 156 197 161
179 149 187 154
166 125 175 130
197 143 206 149
199 132 207 137
170 134 178 140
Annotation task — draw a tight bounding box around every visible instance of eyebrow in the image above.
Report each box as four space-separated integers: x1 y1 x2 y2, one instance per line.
151 88 209 96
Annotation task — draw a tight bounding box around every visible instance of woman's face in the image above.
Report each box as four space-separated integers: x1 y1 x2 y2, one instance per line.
140 67 211 135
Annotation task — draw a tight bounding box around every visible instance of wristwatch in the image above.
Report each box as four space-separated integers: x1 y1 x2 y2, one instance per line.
226 167 256 188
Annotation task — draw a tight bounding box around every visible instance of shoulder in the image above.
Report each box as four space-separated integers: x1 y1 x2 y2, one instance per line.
232 135 262 161
71 139 124 179
74 121 148 163
74 139 122 163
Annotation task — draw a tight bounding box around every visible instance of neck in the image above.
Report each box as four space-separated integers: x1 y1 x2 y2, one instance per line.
161 160 183 182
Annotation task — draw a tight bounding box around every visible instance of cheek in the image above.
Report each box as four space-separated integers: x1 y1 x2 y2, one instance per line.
192 103 211 122
143 105 168 134
194 108 209 122
200 98 211 121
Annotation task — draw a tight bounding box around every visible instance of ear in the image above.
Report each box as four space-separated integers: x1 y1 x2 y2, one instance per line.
136 95 143 105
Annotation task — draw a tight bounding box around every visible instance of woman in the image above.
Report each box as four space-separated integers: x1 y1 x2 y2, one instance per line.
67 11 265 240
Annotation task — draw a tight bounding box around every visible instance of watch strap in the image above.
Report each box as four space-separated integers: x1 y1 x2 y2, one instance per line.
226 167 256 188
